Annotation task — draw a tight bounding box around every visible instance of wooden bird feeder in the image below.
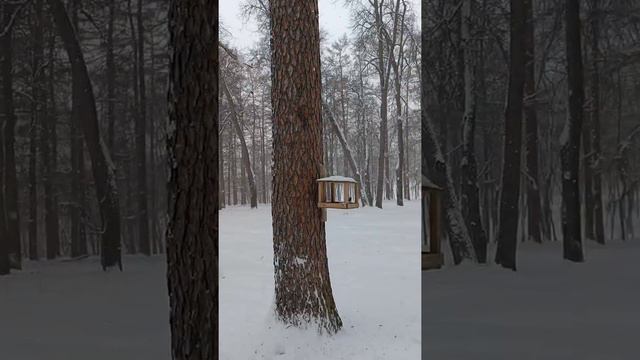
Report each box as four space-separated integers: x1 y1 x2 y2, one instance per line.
317 176 360 210
422 175 444 270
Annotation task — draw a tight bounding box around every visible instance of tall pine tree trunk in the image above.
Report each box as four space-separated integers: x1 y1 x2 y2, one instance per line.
561 0 585 262
49 0 122 269
495 0 526 270
166 0 219 356
270 0 342 334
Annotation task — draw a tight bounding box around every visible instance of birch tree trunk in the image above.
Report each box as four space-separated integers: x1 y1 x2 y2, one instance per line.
270 0 342 334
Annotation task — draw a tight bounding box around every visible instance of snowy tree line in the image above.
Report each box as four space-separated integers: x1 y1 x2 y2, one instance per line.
0 0 169 274
423 0 640 269
219 0 422 210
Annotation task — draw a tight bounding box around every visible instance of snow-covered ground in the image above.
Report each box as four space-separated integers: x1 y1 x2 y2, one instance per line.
423 240 640 360
0 256 171 360
220 200 421 360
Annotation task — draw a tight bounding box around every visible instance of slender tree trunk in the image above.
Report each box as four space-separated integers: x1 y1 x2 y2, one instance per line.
323 103 368 206
166 0 218 356
221 77 258 208
49 0 122 269
68 0 86 259
107 0 116 152
524 0 542 243
261 91 267 203
588 0 605 245
270 0 342 334
374 0 388 209
460 0 488 263
423 113 476 264
136 0 150 255
0 126 8 274
29 0 42 260
561 0 585 262
42 26 60 262
392 2 406 207
495 0 526 270
2 1 22 268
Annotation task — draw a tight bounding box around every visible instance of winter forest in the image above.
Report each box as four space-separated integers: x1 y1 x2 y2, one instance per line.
0 0 169 272
422 0 640 357
422 0 640 267
219 0 422 210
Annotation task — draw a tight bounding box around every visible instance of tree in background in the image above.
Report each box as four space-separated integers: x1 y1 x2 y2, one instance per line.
561 0 585 262
48 0 122 269
166 0 219 357
495 0 526 271
270 0 342 334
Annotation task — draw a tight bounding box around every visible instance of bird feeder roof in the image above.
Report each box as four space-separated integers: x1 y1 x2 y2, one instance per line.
422 175 443 190
317 176 357 183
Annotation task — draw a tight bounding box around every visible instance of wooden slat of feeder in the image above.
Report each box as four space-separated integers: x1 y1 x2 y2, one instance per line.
317 202 359 209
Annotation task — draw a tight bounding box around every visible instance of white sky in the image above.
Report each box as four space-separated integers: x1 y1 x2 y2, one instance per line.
220 0 421 50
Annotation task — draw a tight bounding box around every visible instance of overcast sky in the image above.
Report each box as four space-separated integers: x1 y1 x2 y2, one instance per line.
220 0 421 50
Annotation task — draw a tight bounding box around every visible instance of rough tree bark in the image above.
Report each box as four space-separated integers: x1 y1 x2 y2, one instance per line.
2 1 22 268
270 0 342 334
561 0 585 262
166 0 219 357
221 76 258 208
460 0 488 263
524 0 542 243
49 0 122 269
495 0 526 270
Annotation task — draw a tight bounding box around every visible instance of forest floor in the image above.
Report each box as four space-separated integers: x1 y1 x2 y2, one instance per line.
423 238 640 360
220 200 421 360
0 255 171 359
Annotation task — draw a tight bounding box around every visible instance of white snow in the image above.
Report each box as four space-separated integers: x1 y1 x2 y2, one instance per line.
423 240 640 359
317 176 357 183
220 201 421 360
0 256 171 360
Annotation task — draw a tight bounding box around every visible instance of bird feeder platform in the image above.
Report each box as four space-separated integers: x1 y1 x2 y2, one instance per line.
317 176 360 209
